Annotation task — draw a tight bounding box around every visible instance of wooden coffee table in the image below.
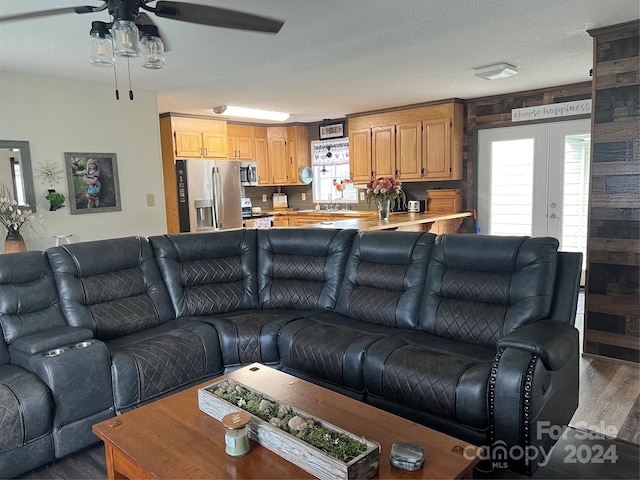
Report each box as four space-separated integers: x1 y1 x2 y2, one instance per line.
93 363 481 479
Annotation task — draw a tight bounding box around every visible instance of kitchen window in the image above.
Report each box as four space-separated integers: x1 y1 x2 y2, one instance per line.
310 139 357 204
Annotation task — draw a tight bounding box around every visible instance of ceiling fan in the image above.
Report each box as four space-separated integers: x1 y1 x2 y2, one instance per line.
0 1 285 99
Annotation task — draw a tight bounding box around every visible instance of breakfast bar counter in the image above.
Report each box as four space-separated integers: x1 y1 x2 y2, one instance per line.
303 211 472 232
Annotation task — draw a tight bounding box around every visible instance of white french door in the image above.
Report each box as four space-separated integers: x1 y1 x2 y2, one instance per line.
477 120 590 279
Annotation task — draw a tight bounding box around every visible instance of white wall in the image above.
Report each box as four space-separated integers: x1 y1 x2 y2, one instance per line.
0 72 167 251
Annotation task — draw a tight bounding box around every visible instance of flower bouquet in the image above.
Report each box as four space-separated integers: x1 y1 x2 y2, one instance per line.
365 176 407 219
0 185 40 252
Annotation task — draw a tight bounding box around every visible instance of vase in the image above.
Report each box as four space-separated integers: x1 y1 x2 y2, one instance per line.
4 228 26 254
377 199 391 220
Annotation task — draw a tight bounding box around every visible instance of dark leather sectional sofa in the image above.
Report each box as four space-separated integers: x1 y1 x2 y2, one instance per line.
0 228 582 478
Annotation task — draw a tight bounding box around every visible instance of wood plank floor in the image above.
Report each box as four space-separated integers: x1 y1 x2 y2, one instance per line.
20 293 640 479
570 292 640 444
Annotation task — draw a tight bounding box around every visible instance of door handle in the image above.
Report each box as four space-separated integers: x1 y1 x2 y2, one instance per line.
549 213 558 219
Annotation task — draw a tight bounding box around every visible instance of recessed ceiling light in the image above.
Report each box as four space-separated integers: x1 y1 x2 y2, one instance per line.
212 106 290 121
473 63 518 80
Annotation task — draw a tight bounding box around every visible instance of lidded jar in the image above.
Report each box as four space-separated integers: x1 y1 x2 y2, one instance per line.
222 411 251 457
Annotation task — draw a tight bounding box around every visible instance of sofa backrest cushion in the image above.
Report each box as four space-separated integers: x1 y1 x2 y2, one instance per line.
419 234 558 347
257 228 357 310
47 236 174 340
335 231 436 328
149 229 258 317
0 251 68 347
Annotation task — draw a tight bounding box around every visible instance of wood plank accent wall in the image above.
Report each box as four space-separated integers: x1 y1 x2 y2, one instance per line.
585 20 640 363
464 82 592 212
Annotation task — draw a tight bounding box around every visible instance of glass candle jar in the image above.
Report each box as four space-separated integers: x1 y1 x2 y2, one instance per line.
222 411 251 457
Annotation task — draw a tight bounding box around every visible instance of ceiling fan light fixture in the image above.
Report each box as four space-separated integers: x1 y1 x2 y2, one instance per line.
212 106 290 122
473 63 518 80
140 26 165 69
112 19 141 58
89 21 114 68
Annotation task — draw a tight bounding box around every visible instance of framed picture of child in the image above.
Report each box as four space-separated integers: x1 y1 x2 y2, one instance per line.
64 152 122 215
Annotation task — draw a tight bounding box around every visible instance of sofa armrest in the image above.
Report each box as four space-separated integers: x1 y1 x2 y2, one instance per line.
10 326 94 355
497 320 578 371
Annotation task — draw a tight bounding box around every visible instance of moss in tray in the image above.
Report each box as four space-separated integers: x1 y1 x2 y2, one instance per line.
207 380 369 463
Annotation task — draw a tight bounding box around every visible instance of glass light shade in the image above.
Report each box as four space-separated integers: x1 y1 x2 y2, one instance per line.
89 32 114 68
141 35 165 69
112 20 140 57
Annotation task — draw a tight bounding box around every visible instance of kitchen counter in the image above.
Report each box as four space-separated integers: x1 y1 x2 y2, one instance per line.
301 211 472 232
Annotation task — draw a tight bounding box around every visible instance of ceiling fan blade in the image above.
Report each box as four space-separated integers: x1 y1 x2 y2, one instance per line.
0 5 102 23
137 12 172 51
153 1 284 34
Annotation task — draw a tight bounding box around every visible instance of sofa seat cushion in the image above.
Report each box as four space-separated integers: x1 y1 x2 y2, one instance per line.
364 332 495 430
0 364 52 453
106 320 223 410
278 312 398 395
192 309 319 367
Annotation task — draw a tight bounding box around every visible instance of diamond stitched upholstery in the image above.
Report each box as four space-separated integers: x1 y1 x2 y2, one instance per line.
0 385 23 452
290 324 365 385
90 295 161 340
272 254 325 281
382 345 473 419
185 281 244 315
181 257 243 286
125 330 206 401
435 299 507 347
270 279 323 310
355 262 406 291
82 268 146 304
441 270 511 304
226 312 272 364
346 286 401 326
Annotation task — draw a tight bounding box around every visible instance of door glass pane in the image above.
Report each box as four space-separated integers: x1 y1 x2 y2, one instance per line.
490 139 534 236
561 133 590 275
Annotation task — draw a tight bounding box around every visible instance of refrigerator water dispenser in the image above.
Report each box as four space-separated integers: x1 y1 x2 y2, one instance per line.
195 199 214 229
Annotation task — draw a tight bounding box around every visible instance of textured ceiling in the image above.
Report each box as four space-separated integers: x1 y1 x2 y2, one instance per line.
0 0 638 123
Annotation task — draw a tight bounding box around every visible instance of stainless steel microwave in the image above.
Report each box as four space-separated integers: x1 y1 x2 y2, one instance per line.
239 161 258 186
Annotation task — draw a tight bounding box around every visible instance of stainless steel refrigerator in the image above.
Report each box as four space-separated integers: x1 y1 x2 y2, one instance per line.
175 159 243 232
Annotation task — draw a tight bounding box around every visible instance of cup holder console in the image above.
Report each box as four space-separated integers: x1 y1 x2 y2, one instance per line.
43 341 94 357
44 348 67 357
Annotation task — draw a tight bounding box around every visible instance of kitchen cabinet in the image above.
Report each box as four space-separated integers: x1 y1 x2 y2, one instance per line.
254 127 269 185
267 127 289 184
174 127 227 159
293 213 332 226
396 121 422 180
372 125 396 178
287 126 310 185
350 128 373 182
265 126 310 185
227 124 255 160
423 118 452 180
348 100 463 182
273 215 292 227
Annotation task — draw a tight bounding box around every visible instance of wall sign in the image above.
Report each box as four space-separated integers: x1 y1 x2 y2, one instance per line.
512 99 591 122
319 122 345 139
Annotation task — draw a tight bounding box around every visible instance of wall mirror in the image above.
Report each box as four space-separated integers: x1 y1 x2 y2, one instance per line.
0 140 37 211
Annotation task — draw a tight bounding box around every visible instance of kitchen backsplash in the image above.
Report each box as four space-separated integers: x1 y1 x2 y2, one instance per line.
244 181 464 211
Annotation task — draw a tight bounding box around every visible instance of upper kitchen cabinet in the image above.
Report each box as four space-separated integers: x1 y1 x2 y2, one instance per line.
254 127 269 185
170 116 228 159
227 124 255 160
287 125 310 185
347 100 463 182
267 127 289 184
265 125 310 185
